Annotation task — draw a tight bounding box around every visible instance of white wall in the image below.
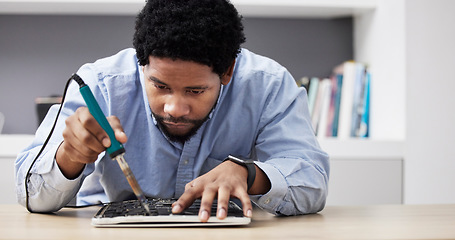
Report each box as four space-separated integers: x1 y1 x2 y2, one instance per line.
405 0 455 204
354 0 406 140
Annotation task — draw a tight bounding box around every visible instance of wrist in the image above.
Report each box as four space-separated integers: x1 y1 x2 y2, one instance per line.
223 155 256 191
56 142 85 179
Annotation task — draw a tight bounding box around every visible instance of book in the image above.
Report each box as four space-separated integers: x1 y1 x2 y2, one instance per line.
350 63 367 137
331 74 343 137
311 78 325 132
325 75 337 137
307 77 320 118
358 72 370 137
316 78 332 138
325 74 342 137
337 61 357 139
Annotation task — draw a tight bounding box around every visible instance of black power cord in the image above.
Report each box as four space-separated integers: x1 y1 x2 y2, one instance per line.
24 74 78 212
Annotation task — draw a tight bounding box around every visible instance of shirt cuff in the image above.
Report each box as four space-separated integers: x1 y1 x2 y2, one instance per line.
250 161 287 214
39 144 84 193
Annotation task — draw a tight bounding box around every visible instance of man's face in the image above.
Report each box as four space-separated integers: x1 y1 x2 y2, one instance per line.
143 56 229 143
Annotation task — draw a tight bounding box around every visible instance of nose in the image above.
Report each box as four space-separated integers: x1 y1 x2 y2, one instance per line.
163 95 190 118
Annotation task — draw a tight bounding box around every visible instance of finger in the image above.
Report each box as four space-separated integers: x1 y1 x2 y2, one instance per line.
216 186 231 220
234 189 253 218
59 134 98 164
199 186 217 222
63 119 102 163
172 182 200 214
75 107 111 150
107 115 128 144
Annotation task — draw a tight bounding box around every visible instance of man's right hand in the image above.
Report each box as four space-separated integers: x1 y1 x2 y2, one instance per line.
56 107 127 179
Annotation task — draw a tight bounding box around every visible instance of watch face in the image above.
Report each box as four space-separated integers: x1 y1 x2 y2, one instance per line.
227 155 245 163
226 155 255 164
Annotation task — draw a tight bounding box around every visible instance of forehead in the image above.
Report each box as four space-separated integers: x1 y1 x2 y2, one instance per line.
144 56 219 85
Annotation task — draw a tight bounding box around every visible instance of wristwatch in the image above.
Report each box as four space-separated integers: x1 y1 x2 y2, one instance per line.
223 155 256 191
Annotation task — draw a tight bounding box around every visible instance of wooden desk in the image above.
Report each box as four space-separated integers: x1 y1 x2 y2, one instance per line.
1 204 454 240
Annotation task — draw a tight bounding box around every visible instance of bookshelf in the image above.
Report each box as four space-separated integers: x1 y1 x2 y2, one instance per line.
0 0 406 205
0 0 403 139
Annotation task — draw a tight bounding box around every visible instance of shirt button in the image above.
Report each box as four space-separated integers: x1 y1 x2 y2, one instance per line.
183 159 189 165
264 198 271 204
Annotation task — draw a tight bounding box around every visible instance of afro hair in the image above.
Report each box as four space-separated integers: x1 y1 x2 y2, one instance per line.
133 0 246 77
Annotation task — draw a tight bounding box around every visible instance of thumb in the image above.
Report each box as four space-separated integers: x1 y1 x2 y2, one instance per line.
115 129 128 144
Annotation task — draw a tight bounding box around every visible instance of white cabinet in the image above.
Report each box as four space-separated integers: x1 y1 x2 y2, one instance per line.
320 139 403 205
0 135 34 204
0 135 404 205
0 156 17 204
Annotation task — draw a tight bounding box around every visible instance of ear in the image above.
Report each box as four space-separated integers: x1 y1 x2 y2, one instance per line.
220 60 236 85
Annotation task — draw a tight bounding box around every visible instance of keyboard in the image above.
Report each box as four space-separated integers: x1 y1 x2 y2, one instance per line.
92 198 250 227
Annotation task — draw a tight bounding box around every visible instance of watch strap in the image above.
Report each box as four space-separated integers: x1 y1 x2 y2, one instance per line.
223 155 256 191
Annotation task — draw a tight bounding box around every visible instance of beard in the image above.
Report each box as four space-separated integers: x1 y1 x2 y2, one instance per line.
151 86 221 143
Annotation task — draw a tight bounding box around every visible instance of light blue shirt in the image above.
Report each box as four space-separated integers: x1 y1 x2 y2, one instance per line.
15 48 329 215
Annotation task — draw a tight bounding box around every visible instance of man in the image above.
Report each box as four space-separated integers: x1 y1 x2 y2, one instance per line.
15 0 329 222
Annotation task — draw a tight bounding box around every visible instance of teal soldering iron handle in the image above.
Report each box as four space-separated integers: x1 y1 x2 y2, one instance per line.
72 74 125 158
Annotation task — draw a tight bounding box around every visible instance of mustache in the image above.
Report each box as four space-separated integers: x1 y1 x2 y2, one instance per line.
153 114 198 124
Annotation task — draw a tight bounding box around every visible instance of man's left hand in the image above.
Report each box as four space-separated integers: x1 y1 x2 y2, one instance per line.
171 160 254 222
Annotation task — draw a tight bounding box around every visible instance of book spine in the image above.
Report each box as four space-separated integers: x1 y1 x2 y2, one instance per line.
311 78 325 132
358 72 370 138
307 77 320 118
325 75 338 137
316 78 332 138
337 61 356 139
350 63 366 137
331 74 343 137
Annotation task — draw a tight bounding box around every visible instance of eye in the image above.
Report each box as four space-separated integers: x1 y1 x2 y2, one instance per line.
154 84 169 91
187 89 205 95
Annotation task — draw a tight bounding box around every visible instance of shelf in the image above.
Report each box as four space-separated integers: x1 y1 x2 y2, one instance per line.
0 134 403 161
0 0 377 18
0 134 34 158
233 0 377 18
319 138 404 160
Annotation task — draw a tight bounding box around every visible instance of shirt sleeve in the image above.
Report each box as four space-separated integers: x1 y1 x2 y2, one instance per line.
15 104 85 212
249 70 330 216
15 66 100 212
